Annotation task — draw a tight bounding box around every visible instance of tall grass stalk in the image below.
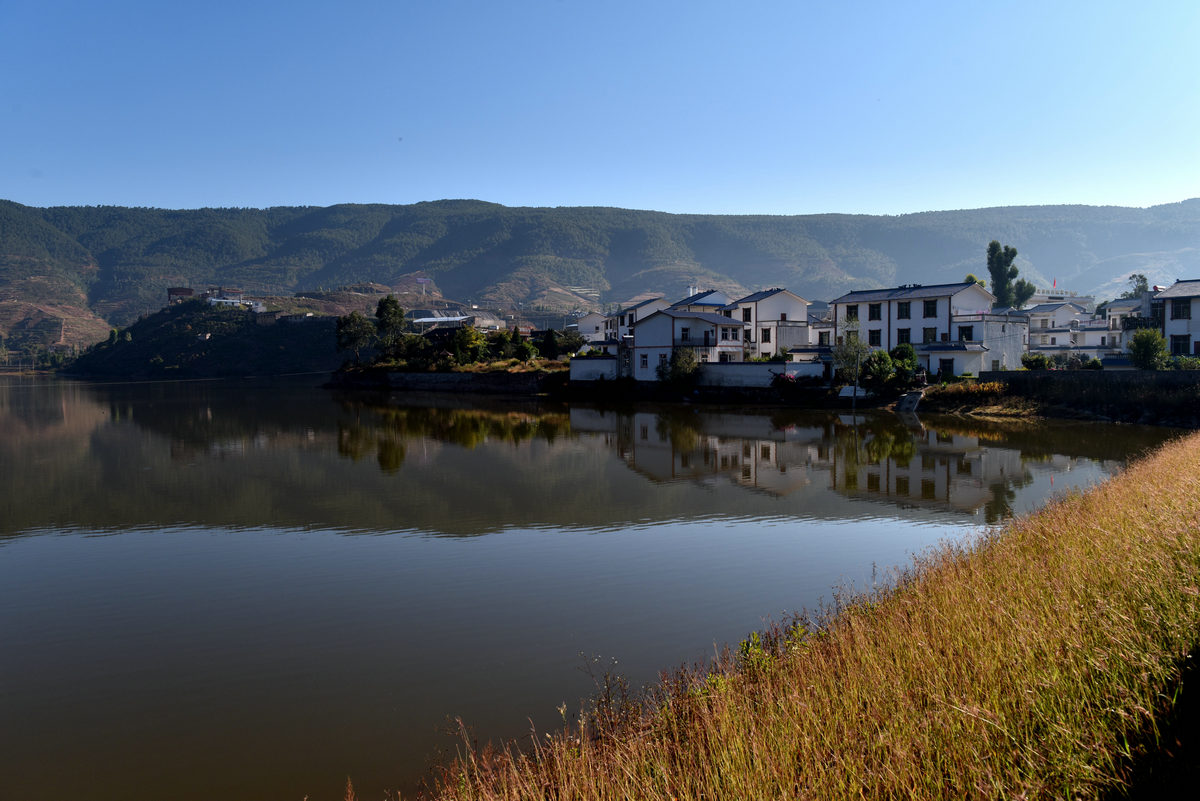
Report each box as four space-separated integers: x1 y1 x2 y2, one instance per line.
424 432 1200 800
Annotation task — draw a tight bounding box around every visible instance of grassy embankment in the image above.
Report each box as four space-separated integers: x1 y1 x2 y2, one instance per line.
920 376 1200 427
421 432 1200 800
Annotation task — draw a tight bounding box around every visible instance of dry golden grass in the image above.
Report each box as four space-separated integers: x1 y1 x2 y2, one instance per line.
420 432 1200 800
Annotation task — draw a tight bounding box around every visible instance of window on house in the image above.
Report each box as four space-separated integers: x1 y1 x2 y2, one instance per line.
958 325 973 341
1050 337 1057 345
680 327 690 341
721 328 729 341
921 479 937 500
1100 336 1106 346
620 315 626 326
991 359 1000 371
868 303 882 321
1171 334 1191 355
1172 298 1191 319
845 329 858 342
818 331 830 346
897 301 911 319
866 473 881 492
897 328 911 344
742 308 752 322
723 310 732 318
923 299 938 318
868 329 881 346
1040 319 1049 328
896 476 910 495
658 353 668 367
938 358 955 378
922 327 937 343
640 353 648 368
761 328 771 343
780 313 787 321
731 327 739 341
845 305 859 321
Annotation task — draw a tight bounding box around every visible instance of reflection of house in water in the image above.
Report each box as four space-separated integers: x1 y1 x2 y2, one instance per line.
571 408 1077 520
833 425 1030 515
569 408 830 496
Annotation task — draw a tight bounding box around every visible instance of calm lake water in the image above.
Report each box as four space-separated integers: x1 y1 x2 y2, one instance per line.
0 376 1179 800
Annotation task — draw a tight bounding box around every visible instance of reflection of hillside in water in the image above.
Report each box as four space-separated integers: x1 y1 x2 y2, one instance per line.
572 408 1154 523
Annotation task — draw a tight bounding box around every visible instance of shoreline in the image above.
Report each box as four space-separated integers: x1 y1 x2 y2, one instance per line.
415 431 1200 800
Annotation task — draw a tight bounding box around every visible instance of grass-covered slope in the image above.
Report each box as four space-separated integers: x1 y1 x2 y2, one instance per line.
429 432 1200 800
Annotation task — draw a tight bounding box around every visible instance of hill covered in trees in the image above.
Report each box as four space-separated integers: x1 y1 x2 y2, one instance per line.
3 197 1200 352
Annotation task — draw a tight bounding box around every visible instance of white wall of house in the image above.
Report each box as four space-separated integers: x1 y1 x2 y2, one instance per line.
1163 295 1200 356
696 362 821 387
569 357 619 381
630 311 746 380
573 312 608 342
1027 303 1087 334
833 284 994 353
605 298 670 341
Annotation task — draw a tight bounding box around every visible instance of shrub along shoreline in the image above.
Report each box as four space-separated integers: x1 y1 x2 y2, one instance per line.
419 432 1200 800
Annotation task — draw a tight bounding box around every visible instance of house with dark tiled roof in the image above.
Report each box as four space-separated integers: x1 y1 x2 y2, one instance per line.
628 308 747 380
828 282 1024 376
1155 279 1200 356
603 296 670 343
723 288 810 359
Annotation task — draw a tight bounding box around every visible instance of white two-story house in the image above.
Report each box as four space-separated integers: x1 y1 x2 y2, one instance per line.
722 288 810 359
829 282 1003 376
603 296 670 343
629 309 746 380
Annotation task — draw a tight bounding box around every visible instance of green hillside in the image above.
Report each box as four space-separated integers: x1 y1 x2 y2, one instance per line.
3 198 1200 352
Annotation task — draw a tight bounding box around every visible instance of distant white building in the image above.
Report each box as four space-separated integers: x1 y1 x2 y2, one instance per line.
570 312 608 343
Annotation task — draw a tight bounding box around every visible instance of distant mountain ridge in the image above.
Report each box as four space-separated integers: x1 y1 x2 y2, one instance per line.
2 198 1199 349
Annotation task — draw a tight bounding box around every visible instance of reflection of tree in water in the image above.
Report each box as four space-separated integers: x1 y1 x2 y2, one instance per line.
983 481 1020 524
655 411 702 453
334 403 573 474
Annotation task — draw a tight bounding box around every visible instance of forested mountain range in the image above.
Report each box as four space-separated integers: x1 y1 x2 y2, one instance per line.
3 197 1199 350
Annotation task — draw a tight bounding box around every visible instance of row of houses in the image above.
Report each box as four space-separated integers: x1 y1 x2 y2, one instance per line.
570 278 1200 381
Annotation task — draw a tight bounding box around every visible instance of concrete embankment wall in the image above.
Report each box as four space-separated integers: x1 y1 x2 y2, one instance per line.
568 359 825 387
979 369 1200 391
378 371 562 394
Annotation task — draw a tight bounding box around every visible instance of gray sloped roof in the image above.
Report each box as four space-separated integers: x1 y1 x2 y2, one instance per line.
829 281 991 305
726 287 792 307
1025 301 1086 315
635 309 740 327
1155 280 1200 299
670 290 726 307
917 342 988 353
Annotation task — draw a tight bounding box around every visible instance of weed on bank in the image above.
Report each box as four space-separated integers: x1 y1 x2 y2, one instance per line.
423 433 1200 800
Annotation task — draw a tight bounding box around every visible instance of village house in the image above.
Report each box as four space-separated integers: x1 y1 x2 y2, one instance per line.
722 288 810 359
569 312 608 343
603 296 670 343
628 308 746 379
1155 279 1200 356
828 281 1013 376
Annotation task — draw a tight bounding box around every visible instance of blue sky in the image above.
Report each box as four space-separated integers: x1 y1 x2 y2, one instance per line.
2 0 1198 214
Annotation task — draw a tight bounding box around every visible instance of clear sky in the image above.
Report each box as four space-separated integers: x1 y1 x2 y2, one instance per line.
2 0 1198 215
